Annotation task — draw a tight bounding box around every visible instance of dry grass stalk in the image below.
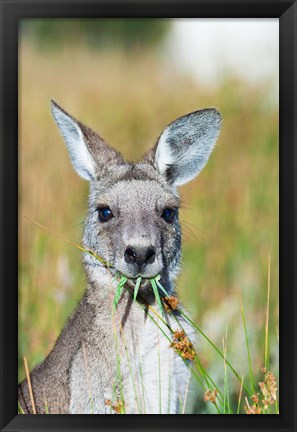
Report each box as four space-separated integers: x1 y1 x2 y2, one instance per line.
245 395 262 414
23 356 36 414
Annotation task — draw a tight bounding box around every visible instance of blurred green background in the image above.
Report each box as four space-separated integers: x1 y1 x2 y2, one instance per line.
19 19 279 413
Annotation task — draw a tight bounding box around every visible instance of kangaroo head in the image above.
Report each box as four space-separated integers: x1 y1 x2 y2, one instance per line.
51 100 221 294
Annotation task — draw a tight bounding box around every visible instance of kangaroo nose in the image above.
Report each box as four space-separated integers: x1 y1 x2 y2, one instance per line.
124 245 155 267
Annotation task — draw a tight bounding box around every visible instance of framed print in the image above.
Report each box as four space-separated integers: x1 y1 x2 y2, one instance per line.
0 1 296 431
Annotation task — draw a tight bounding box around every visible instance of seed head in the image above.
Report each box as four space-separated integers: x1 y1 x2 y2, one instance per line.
162 296 179 312
244 396 262 414
105 399 125 414
204 388 218 404
170 329 196 361
259 369 278 406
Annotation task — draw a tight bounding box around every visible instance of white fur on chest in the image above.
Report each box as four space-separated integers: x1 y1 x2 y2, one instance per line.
133 311 192 414
69 282 194 414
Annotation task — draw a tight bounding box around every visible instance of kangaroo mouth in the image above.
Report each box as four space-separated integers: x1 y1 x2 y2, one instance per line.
110 271 157 295
124 277 156 304
109 267 168 300
109 267 170 305
110 267 160 284
126 277 151 290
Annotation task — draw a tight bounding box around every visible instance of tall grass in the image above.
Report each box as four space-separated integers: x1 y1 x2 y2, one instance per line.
19 38 278 413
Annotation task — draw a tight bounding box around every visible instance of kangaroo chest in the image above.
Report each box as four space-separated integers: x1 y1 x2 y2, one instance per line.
68 293 193 414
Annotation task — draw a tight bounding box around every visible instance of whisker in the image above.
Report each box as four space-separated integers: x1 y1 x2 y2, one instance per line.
72 219 86 229
180 222 203 244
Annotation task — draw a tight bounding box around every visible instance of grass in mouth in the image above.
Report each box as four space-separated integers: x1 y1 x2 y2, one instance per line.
112 273 170 312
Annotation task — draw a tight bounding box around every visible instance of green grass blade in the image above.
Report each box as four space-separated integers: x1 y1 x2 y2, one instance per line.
157 331 162 413
137 301 222 414
112 320 126 414
167 304 226 410
167 353 171 414
240 300 255 395
113 276 128 310
18 401 25 414
178 308 252 397
150 278 163 313
237 375 244 414
44 398 49 414
182 365 192 414
265 254 271 371
222 330 231 414
275 397 279 414
119 324 142 413
139 304 172 342
156 280 169 297
113 285 123 309
136 343 146 413
133 276 142 301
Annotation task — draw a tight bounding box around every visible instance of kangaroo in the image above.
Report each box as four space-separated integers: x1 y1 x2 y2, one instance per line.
18 100 222 414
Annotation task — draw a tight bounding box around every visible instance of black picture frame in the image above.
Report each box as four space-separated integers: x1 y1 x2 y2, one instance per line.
0 1 296 431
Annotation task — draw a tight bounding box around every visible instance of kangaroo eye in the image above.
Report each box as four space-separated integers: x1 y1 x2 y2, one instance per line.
161 208 176 223
98 207 113 222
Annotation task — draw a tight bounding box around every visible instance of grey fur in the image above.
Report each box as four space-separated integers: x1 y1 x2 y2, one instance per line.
18 101 222 414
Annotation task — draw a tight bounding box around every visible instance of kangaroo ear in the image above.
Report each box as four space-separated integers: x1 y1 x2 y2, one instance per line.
154 108 222 186
51 100 123 181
